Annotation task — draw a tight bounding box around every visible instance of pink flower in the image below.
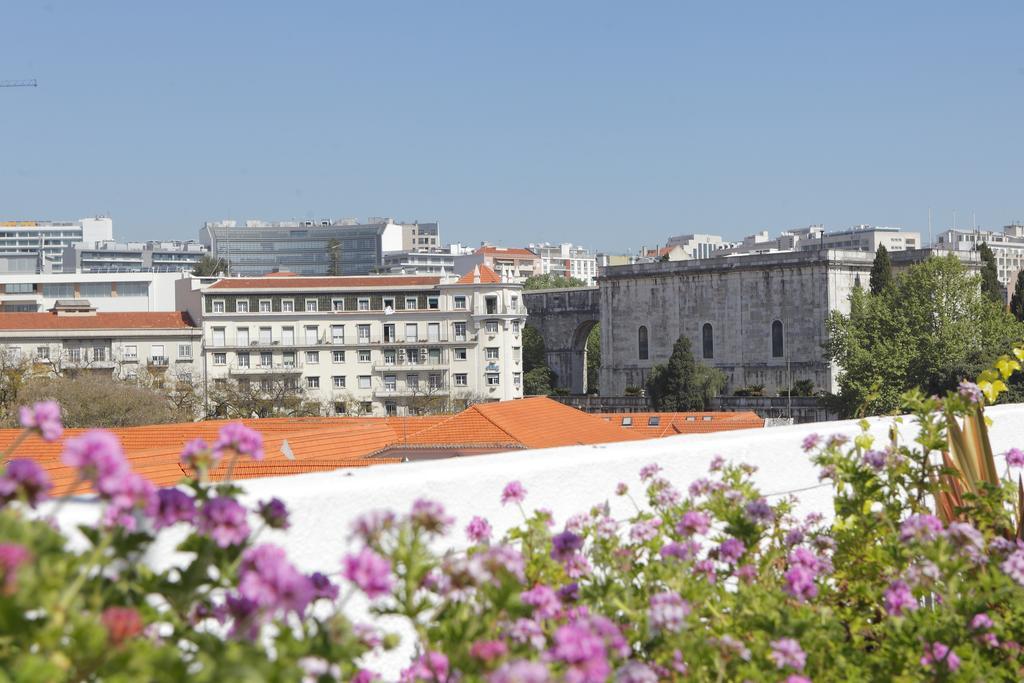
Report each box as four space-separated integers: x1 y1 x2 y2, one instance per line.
153 488 196 530
1001 549 1024 586
213 422 264 461
18 401 63 441
801 433 821 452
1006 448 1024 468
61 430 130 497
551 623 610 683
0 543 31 594
238 544 313 615
676 510 710 536
971 613 994 631
198 497 250 547
180 438 219 471
470 639 508 662
921 642 960 672
103 473 158 531
410 499 453 534
638 463 662 481
466 515 492 543
342 548 394 599
660 540 700 561
614 662 658 682
0 459 52 507
401 651 449 682
770 638 806 671
501 480 527 505
350 509 396 542
647 591 690 633
615 482 628 496
785 677 813 683
718 538 745 564
783 564 817 602
521 583 561 619
958 380 983 403
629 518 662 543
488 660 551 682
884 580 916 616
900 514 944 543
101 606 143 646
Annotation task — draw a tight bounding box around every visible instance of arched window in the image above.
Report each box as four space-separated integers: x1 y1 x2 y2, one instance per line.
771 320 784 358
702 323 714 359
638 326 649 360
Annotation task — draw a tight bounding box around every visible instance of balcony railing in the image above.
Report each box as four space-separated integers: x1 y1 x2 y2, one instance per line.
228 363 302 375
148 356 169 367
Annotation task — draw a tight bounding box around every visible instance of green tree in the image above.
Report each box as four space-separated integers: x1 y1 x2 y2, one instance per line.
192 254 229 277
825 254 1023 417
12 374 185 428
869 244 892 295
523 366 555 396
1010 270 1024 322
978 242 1003 303
327 238 341 276
522 325 547 373
523 273 587 290
645 335 724 411
585 324 601 394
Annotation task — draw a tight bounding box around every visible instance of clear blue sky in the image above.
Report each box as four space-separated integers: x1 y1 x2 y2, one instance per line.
2 1 1023 251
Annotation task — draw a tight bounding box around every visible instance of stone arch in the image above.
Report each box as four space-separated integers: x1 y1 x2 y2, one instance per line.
520 287 600 395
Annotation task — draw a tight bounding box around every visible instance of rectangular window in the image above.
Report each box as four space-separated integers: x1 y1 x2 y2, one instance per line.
383 324 396 342
212 328 226 347
178 344 192 359
212 300 225 313
428 348 441 364
282 299 294 312
485 296 497 314
513 372 522 386
429 373 442 390
454 348 467 361
43 283 73 298
358 297 370 311
68 348 81 363
384 350 396 365
305 351 319 364
407 374 419 390
427 323 440 342
36 346 49 359
385 401 397 416
123 345 137 360
405 323 418 342
486 347 499 360
260 327 272 345
213 352 226 366
332 350 345 363
281 327 294 345
358 375 371 390
453 322 466 341
331 324 344 343
307 376 320 389
237 328 249 346
333 376 346 388
236 299 249 313
117 282 149 297
80 283 111 298
512 320 521 333
486 373 500 386
485 320 499 334
237 352 250 368
384 375 397 391
305 299 318 312
454 373 468 387
511 296 519 312
453 295 467 310
427 296 439 310
383 297 395 311
303 326 316 345
357 324 371 343
260 352 272 367
513 346 522 361
332 298 345 311
283 352 296 367
6 283 33 294
405 297 418 310
358 349 371 363
259 300 272 312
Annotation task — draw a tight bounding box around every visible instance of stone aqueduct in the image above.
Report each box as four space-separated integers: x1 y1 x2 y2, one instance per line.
520 287 599 394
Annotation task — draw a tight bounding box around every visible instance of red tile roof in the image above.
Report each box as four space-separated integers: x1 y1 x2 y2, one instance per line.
477 246 537 257
263 271 298 277
0 311 197 331
596 411 765 438
456 264 503 285
208 276 442 290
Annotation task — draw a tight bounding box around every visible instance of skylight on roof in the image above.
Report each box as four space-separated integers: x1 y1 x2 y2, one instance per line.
648 416 660 426
621 417 633 426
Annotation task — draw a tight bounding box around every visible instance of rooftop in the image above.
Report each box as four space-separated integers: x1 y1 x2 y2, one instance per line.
207 275 443 290
0 311 197 331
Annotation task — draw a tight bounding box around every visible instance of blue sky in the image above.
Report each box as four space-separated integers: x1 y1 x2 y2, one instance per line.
2 1 1023 251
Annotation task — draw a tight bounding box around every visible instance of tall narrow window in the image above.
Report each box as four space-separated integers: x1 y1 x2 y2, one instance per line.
638 326 649 360
771 320 784 358
702 323 714 359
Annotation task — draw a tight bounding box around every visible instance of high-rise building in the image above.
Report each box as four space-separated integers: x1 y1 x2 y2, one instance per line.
0 217 113 273
934 224 1024 291
199 218 410 276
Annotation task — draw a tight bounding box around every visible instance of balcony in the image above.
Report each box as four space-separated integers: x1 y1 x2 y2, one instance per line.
228 363 302 375
372 384 450 398
372 361 448 372
148 357 169 367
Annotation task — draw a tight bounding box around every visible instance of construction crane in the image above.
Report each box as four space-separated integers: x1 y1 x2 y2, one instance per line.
0 79 37 88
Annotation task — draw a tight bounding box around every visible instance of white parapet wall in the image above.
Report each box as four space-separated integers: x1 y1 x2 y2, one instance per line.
50 403 1024 676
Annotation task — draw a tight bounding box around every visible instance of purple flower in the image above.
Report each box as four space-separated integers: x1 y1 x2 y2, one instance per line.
0 459 52 507
103 473 157 531
489 660 551 683
198 497 250 547
736 564 758 582
615 482 628 496
256 497 290 530
785 677 812 683
401 651 449 683
18 401 63 442
718 537 745 563
342 548 394 599
770 638 806 671
921 641 960 672
0 543 31 594
153 488 196 530
521 583 561 619
1006 448 1024 468
899 514 944 543
647 591 690 633
224 594 261 640
971 613 994 631
883 580 916 616
350 509 396 542
508 618 546 649
238 544 313 614
350 668 377 683
709 455 726 471
308 571 339 601
551 530 584 562
783 564 817 602
784 528 805 546
614 662 658 683
629 518 662 543
1001 549 1024 586
466 515 493 543
410 498 454 534
862 449 887 470
745 499 775 524
213 422 264 461
61 430 130 497
638 463 662 481
470 639 508 663
551 623 610 683
558 582 580 603
676 510 710 537
801 433 821 452
501 480 527 505
564 553 591 579
180 438 218 471
958 380 983 403
694 558 717 583
660 540 700 561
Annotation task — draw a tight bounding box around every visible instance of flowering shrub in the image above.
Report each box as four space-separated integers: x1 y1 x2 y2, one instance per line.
4 352 1024 681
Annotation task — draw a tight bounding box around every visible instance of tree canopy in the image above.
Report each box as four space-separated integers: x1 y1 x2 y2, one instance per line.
826 254 1023 417
1010 270 1024 322
645 335 726 411
977 242 1003 303
869 244 892 295
192 254 230 277
523 273 587 290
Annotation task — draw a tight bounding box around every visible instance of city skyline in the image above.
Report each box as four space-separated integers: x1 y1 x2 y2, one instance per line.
2 1 1023 251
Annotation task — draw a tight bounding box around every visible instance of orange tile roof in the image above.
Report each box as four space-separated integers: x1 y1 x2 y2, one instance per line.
263 271 298 277
0 311 197 331
456 264 503 285
208 276 441 290
477 246 537 257
473 397 647 449
596 411 765 438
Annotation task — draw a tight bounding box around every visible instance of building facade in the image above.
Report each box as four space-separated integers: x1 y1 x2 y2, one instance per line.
454 247 541 284
0 271 188 313
934 224 1024 291
380 249 457 275
200 218 406 276
529 242 599 285
599 249 979 397
0 217 113 273
0 303 202 385
62 240 207 273
197 266 526 416
665 233 737 259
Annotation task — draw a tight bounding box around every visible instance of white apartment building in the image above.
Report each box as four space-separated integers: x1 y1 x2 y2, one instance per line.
197 266 526 416
665 233 737 259
62 240 207 273
527 243 598 285
800 225 920 253
935 224 1024 291
0 271 188 313
0 217 113 273
454 247 541 284
0 301 202 385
